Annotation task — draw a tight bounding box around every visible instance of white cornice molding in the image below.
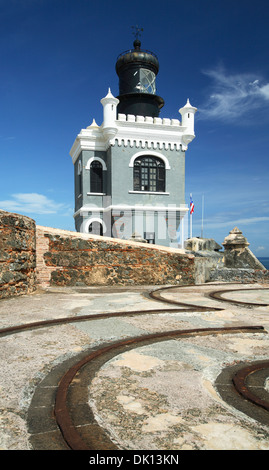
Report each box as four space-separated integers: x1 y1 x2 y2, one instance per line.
69 119 112 162
70 112 195 163
111 114 190 151
74 204 189 218
112 124 188 150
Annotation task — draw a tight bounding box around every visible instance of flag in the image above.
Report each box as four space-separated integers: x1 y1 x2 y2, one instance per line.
190 194 194 214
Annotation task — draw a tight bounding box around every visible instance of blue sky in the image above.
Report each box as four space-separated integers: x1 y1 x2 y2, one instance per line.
0 0 269 255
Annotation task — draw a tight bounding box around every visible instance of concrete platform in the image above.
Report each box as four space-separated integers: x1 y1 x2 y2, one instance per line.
0 282 269 451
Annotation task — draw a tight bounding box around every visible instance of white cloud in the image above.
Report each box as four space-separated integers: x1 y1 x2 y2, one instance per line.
198 65 269 121
0 193 67 215
259 83 269 100
197 216 269 230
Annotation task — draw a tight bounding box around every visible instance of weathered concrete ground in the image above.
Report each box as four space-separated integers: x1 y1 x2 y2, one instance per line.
0 282 269 450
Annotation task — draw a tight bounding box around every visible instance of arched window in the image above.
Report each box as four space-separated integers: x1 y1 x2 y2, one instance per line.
90 161 103 193
133 156 165 192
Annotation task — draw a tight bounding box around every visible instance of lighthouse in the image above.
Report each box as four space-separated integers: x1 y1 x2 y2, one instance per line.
115 37 164 118
70 38 197 247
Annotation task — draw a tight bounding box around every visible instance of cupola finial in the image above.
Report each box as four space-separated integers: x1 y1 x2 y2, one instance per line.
132 25 143 50
132 25 144 41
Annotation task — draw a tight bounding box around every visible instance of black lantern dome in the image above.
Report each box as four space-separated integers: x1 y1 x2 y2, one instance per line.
115 39 164 117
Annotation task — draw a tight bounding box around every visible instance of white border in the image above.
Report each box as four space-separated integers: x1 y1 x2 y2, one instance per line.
85 156 107 170
128 151 171 169
84 217 107 233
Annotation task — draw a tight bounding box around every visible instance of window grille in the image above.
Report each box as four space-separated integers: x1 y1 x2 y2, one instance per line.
133 156 165 192
90 161 103 193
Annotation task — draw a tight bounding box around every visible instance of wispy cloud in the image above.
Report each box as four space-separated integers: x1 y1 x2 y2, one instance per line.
195 216 269 230
256 246 266 252
0 135 16 141
198 65 269 121
0 193 68 215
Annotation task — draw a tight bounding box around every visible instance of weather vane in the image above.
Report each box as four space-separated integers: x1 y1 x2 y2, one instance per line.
132 25 144 40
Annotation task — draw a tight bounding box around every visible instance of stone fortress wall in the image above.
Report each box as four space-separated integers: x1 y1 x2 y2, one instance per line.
0 210 196 299
0 210 268 300
0 210 36 299
35 225 195 289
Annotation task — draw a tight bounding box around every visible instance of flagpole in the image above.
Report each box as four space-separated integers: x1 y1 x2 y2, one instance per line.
190 211 192 238
190 193 193 238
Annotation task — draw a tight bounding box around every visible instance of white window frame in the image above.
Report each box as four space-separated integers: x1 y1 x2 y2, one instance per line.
85 157 107 171
128 151 171 170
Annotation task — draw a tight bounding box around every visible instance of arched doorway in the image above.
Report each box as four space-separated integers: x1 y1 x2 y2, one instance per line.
88 221 103 236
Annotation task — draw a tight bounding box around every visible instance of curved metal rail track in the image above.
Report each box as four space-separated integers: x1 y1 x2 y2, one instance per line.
209 287 269 307
0 285 225 338
1 284 268 450
233 361 269 412
54 325 266 450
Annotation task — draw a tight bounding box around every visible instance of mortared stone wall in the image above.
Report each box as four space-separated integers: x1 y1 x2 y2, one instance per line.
1 211 268 299
0 210 36 299
36 226 195 287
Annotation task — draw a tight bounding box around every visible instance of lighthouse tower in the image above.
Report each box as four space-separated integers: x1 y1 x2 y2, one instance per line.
116 38 164 118
70 38 197 248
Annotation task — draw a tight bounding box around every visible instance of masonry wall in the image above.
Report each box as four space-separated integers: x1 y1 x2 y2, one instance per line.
0 210 36 299
36 225 195 287
2 212 267 298
210 267 269 284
